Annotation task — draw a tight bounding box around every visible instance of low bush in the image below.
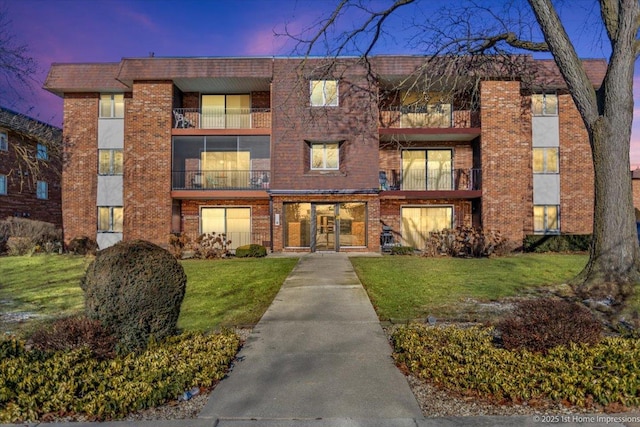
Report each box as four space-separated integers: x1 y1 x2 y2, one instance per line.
235 244 267 258
0 331 240 423
497 298 602 354
29 316 117 360
523 234 591 253
392 324 640 409
390 245 414 255
191 232 231 259
422 226 508 258
66 236 98 255
0 217 62 255
168 233 190 259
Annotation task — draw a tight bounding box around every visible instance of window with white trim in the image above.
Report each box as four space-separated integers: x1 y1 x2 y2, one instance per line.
0 174 6 195
36 181 48 199
311 142 339 170
533 205 559 234
532 147 559 173
310 80 338 107
98 149 123 175
99 93 124 118
0 131 7 151
532 93 558 116
36 143 48 160
98 206 123 232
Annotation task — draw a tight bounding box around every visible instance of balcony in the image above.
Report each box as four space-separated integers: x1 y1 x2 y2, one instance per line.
173 108 271 129
379 168 481 192
379 105 480 129
172 170 271 191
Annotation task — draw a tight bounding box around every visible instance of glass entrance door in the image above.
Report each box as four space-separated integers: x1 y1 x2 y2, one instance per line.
314 204 336 251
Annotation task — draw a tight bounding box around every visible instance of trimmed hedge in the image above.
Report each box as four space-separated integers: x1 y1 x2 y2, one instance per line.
523 234 591 253
235 244 267 258
390 246 415 255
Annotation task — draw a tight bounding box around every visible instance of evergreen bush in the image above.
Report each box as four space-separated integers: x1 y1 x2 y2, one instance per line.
235 244 267 257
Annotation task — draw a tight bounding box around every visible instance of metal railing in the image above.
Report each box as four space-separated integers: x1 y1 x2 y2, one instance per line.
173 108 271 129
172 170 271 190
378 168 481 191
379 105 480 129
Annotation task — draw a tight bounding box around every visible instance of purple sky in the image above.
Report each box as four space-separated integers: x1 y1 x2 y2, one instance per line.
2 0 640 165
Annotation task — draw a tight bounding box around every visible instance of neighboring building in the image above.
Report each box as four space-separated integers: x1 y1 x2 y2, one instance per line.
0 107 62 227
43 56 604 251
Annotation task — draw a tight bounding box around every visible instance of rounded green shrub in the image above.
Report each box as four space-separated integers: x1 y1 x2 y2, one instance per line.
235 243 267 257
80 240 187 352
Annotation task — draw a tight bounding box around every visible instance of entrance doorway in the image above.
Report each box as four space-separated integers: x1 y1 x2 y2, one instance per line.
314 204 336 251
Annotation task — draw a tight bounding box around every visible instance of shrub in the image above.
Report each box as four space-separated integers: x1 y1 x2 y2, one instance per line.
523 234 592 253
390 245 414 255
0 217 62 255
168 233 190 259
29 316 117 360
497 298 602 354
191 232 231 259
235 243 267 258
66 235 98 255
422 226 508 258
80 240 187 353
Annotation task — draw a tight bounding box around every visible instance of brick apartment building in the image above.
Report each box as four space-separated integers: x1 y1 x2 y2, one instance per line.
43 56 605 252
0 107 62 227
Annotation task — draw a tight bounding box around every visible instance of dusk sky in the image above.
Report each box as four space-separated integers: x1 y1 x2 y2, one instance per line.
2 0 640 165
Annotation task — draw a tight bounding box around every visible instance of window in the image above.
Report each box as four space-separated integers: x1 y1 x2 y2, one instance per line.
98 206 123 232
0 174 6 195
36 181 48 199
36 143 48 160
0 131 7 151
532 147 559 173
201 207 251 250
401 206 453 249
310 80 338 107
99 149 123 175
532 93 558 116
311 142 339 170
534 205 559 233
100 93 124 118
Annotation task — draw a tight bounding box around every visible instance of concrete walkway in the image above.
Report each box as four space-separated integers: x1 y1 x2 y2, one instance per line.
199 252 423 423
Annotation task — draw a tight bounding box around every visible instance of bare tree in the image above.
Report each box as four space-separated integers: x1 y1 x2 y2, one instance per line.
283 0 640 306
0 5 38 97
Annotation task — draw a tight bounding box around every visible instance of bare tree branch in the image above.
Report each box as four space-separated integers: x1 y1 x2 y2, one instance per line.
0 6 38 96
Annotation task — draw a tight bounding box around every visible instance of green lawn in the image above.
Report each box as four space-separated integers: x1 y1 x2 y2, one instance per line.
0 255 298 336
350 253 589 322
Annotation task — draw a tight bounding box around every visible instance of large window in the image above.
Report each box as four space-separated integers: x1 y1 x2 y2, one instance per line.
284 203 311 248
99 149 124 175
0 131 7 151
534 205 559 234
201 94 250 128
401 206 453 249
0 174 6 195
36 181 48 200
532 93 558 116
402 149 452 190
532 147 559 173
98 206 123 232
100 94 124 118
310 80 338 107
311 142 339 170
36 143 48 160
201 207 251 249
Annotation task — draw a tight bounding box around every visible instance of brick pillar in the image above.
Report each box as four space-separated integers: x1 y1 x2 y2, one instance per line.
123 81 173 247
480 80 530 243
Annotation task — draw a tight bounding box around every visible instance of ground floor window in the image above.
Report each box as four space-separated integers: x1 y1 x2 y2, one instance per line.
401 206 453 249
284 203 311 247
98 206 123 232
201 207 251 249
533 205 559 234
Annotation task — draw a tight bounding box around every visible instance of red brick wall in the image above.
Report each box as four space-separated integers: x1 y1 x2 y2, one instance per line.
558 94 594 234
271 59 379 191
61 94 99 243
123 81 173 246
0 128 62 226
480 81 530 243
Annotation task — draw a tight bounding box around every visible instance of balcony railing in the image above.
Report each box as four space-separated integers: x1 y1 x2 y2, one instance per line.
173 108 271 129
172 170 271 190
379 168 481 191
379 105 480 129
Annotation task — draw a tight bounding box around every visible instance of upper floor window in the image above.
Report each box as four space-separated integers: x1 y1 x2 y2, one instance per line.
98 206 123 232
311 142 339 170
100 93 124 118
0 131 7 151
36 143 48 160
310 80 338 107
532 93 558 116
0 174 6 195
99 149 123 175
36 181 48 200
534 205 559 234
532 147 559 173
